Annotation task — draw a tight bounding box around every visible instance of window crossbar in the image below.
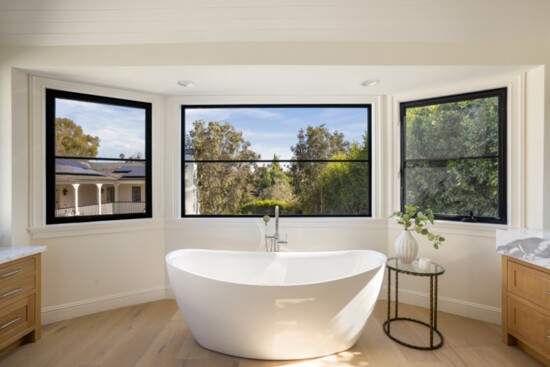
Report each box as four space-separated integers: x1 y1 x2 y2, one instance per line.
404 155 498 166
186 159 369 164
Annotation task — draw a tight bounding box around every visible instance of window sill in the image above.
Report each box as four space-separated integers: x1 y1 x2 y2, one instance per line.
388 220 507 238
28 218 164 239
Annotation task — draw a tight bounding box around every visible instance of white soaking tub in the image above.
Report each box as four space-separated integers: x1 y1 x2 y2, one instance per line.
166 249 386 360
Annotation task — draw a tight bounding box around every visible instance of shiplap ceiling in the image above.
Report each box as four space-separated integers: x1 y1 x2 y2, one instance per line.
1 0 549 46
1 0 542 95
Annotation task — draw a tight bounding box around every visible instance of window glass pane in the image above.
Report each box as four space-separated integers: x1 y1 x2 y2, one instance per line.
401 89 506 223
186 161 369 216
183 105 371 217
47 89 151 224
404 158 500 218
55 98 146 159
185 107 369 160
405 96 499 160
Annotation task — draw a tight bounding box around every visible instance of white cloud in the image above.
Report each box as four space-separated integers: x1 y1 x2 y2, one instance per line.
56 99 146 157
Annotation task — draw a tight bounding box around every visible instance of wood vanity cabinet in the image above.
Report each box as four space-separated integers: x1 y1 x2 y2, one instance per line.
502 256 550 365
0 254 41 356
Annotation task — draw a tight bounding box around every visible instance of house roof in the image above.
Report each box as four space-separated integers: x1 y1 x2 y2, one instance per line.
56 159 145 181
56 158 105 177
111 165 146 179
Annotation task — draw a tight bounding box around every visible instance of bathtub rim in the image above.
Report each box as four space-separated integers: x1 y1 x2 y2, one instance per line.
166 248 387 287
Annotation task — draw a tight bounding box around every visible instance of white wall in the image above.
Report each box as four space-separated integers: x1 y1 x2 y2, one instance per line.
0 42 549 325
0 66 14 246
39 228 166 323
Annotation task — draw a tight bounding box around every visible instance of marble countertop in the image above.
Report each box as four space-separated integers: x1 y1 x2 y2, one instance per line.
496 229 550 269
0 246 47 265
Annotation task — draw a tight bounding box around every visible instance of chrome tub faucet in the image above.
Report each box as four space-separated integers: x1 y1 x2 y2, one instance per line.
263 205 288 252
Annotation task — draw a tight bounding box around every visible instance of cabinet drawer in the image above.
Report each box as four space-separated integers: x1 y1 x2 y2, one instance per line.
0 276 35 307
0 257 35 289
0 295 35 348
508 298 550 356
507 260 550 311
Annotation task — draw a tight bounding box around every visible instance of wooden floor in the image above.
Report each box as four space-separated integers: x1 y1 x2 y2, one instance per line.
0 300 543 367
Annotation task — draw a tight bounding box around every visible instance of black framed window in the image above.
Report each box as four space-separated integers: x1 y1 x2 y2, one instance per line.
400 88 507 224
182 105 371 217
46 89 152 224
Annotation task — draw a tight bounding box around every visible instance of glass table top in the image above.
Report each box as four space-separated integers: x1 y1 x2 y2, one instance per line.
386 257 445 276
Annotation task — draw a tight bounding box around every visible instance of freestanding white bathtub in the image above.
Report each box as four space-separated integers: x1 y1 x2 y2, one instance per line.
166 249 386 360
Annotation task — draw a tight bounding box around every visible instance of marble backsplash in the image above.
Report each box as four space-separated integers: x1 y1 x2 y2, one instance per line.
496 228 550 269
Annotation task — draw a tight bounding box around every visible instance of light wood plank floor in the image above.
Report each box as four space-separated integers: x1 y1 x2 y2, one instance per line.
0 300 543 367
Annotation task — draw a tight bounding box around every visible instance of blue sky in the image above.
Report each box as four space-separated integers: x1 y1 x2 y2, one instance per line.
185 107 369 160
55 101 369 160
56 98 146 158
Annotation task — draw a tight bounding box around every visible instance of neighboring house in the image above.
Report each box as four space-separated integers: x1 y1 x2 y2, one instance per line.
56 153 200 217
55 159 146 217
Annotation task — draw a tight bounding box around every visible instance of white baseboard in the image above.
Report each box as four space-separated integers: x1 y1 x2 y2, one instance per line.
165 288 175 299
41 286 168 325
379 286 501 325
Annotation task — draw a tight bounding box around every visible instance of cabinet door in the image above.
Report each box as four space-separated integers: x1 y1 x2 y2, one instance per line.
507 298 550 358
0 295 35 350
507 261 550 311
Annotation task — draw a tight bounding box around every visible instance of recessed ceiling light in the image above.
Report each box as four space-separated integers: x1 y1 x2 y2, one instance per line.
177 80 195 87
361 79 380 87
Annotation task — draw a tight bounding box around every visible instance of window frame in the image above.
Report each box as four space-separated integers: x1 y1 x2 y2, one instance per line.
399 88 507 224
181 104 372 218
45 88 153 224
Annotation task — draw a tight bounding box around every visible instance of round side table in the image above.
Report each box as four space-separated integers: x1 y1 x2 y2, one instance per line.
383 257 445 350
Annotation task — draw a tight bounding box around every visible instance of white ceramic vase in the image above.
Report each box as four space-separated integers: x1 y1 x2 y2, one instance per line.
394 230 418 264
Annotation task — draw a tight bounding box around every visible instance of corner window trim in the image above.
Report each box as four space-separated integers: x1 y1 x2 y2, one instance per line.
181 104 372 218
399 88 507 224
45 89 153 224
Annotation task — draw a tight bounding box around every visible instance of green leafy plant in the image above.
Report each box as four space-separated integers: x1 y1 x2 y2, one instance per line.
239 200 300 215
390 204 445 249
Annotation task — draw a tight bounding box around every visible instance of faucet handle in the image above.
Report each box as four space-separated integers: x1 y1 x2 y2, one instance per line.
278 235 290 251
263 215 270 223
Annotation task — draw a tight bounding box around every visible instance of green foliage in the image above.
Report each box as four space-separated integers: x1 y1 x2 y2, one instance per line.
404 97 500 218
319 141 369 214
188 120 260 214
289 124 351 214
187 120 370 216
255 155 295 202
55 118 100 157
390 204 445 249
239 200 300 215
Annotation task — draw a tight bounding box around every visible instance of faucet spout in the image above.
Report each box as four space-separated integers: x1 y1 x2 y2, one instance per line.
275 205 279 238
264 205 287 252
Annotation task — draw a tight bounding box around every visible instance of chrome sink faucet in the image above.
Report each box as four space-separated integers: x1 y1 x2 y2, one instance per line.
263 205 288 252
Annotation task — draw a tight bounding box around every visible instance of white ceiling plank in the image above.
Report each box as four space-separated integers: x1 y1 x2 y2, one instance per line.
0 0 549 45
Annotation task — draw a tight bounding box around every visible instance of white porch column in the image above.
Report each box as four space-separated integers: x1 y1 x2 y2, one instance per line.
96 183 103 215
72 183 80 215
114 183 119 202
114 183 119 214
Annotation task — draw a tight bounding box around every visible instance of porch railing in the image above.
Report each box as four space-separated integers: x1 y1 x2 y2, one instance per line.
55 201 146 217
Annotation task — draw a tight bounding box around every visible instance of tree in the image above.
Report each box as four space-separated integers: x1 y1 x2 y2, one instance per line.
255 155 294 202
187 120 260 214
55 118 100 157
129 152 144 159
404 97 500 218
289 124 349 214
320 135 369 215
